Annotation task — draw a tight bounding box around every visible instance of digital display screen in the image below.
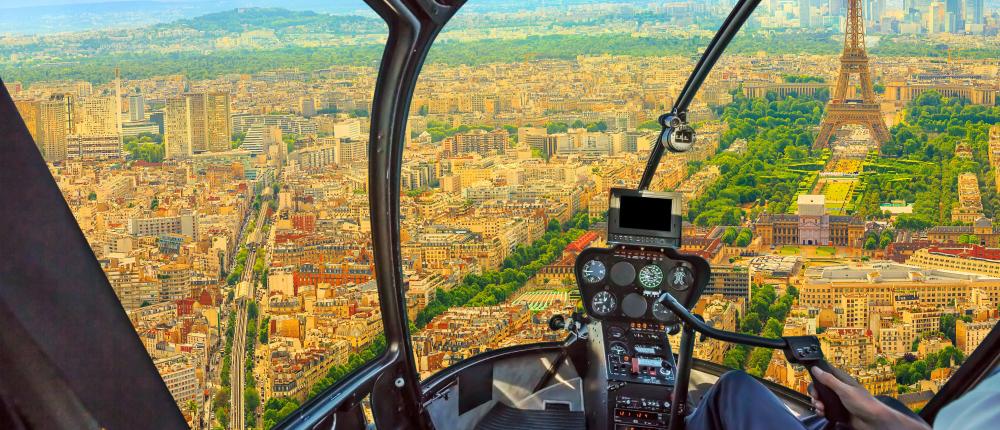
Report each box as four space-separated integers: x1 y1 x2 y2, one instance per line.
618 195 672 232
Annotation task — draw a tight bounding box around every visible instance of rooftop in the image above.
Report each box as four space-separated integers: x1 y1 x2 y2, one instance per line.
805 262 1000 283
926 245 1000 263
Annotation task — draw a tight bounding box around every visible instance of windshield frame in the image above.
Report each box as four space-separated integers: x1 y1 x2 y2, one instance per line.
275 0 464 427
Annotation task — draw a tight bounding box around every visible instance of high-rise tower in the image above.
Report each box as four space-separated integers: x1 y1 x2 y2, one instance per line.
813 0 890 148
163 92 231 159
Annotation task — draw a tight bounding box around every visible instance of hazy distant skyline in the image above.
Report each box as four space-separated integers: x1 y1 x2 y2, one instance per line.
2 0 997 35
0 0 374 34
0 0 368 9
0 0 649 35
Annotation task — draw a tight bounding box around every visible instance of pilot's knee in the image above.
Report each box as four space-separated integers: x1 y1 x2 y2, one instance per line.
718 370 752 383
716 370 757 392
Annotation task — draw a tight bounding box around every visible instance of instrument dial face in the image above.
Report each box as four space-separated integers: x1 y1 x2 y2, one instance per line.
667 265 694 291
581 259 606 284
638 264 664 290
621 293 648 319
652 302 675 322
591 291 616 316
608 342 629 357
607 325 627 339
610 261 636 286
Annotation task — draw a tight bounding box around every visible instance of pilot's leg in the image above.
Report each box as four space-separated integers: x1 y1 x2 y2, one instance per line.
686 370 806 430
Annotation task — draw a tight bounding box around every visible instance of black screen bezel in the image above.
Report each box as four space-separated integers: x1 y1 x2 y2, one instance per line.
608 188 682 241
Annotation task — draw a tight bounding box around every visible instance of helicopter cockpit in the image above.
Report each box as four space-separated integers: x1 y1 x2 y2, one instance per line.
3 0 1000 430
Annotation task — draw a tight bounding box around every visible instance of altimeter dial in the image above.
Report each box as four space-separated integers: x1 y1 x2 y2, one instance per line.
591 291 616 316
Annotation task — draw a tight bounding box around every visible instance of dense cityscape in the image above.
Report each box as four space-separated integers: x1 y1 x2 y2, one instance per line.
3 0 1000 429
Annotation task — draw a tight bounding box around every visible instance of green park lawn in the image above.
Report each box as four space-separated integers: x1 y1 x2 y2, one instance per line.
816 246 837 256
779 246 800 255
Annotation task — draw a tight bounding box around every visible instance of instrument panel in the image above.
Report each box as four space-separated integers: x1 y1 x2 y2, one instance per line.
575 246 709 324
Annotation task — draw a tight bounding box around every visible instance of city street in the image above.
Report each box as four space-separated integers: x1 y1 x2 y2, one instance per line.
230 198 269 430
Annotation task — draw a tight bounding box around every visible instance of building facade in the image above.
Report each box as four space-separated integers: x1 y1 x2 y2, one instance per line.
755 195 865 246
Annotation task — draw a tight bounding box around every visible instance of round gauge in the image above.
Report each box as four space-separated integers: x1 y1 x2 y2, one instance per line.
652 302 675 322
667 265 694 291
621 293 648 319
591 291 616 316
581 259 606 284
607 325 626 340
638 265 664 290
610 261 636 286
608 342 629 357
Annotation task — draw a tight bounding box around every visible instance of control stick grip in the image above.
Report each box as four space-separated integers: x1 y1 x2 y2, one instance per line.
782 336 851 429
807 360 850 428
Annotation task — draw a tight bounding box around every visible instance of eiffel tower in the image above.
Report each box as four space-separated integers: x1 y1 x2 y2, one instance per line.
814 0 890 148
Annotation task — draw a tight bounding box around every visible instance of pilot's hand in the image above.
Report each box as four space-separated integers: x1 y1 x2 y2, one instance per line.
808 366 930 430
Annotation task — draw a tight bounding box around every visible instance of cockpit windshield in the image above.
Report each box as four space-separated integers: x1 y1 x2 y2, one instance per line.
3 1 1000 429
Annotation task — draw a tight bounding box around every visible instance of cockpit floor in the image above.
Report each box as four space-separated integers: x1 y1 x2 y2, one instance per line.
474 402 585 430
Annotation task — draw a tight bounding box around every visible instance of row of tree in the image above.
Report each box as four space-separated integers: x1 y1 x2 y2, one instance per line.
688 93 827 225
243 301 262 428
124 133 164 163
213 311 237 429
262 213 592 427
862 229 895 250
720 226 753 247
721 284 799 378
872 91 1000 229
415 212 590 327
893 346 965 386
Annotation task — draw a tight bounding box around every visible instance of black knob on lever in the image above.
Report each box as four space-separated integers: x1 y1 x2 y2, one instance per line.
548 314 567 331
782 336 851 429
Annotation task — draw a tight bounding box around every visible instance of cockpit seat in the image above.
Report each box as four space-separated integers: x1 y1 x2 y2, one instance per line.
474 402 585 430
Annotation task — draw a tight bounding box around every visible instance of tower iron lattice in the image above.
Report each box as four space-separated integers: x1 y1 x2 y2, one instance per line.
814 0 890 148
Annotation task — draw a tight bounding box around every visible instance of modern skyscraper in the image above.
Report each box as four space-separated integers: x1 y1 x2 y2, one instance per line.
965 0 984 26
73 96 119 136
863 0 885 28
129 92 145 122
928 1 947 33
829 0 845 16
39 94 73 162
164 96 193 159
69 95 123 160
163 92 231 158
945 0 964 32
800 0 812 28
201 93 231 153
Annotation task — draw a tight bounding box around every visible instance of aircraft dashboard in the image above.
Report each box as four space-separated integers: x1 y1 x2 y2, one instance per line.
575 246 709 325
575 188 712 429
